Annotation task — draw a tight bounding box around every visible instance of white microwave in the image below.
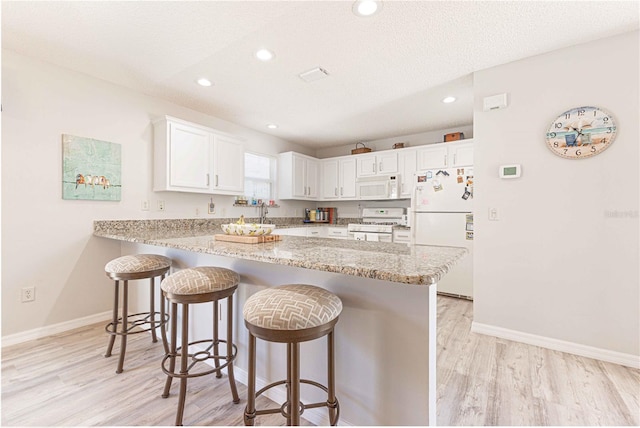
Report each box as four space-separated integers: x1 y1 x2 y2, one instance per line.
356 175 399 200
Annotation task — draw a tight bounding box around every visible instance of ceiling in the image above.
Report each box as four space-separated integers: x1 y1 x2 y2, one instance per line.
2 1 638 149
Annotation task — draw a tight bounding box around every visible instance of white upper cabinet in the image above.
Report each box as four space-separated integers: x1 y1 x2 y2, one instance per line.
416 139 474 170
398 148 417 198
153 116 244 194
279 152 319 200
321 159 339 199
321 157 356 200
448 141 474 166
356 152 398 177
416 144 448 170
213 134 245 192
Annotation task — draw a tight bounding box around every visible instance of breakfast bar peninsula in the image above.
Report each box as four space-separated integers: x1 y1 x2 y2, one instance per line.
94 220 467 426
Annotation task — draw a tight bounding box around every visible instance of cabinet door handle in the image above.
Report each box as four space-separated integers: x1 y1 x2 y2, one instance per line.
340 187 343 196
444 155 448 166
453 154 457 165
379 161 382 172
206 173 210 186
215 174 219 187
335 188 338 196
373 162 377 174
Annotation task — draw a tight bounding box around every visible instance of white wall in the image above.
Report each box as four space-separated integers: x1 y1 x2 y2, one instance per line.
473 31 639 359
1 50 312 337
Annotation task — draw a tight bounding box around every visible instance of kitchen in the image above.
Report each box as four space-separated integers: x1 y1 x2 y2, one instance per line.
2 1 639 426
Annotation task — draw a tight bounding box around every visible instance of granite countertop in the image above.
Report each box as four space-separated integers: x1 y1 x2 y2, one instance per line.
94 219 466 286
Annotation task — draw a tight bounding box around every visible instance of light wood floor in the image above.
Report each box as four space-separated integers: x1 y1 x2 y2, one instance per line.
2 296 638 426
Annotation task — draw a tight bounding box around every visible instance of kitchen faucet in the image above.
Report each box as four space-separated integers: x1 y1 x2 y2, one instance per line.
259 202 269 224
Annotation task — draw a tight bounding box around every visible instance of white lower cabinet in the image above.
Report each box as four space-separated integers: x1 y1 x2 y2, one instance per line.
153 116 244 194
326 227 349 240
393 229 412 245
275 226 347 239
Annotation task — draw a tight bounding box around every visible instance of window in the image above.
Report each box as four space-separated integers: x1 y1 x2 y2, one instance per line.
244 152 275 200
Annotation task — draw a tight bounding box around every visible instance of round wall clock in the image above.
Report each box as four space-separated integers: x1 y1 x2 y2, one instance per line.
545 106 617 159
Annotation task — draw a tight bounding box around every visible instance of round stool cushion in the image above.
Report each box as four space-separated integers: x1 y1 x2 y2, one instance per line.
243 284 342 331
161 266 239 295
105 254 171 274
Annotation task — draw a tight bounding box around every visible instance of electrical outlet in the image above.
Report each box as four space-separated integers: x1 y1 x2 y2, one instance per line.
195 207 200 216
21 287 35 302
158 200 165 211
141 200 149 211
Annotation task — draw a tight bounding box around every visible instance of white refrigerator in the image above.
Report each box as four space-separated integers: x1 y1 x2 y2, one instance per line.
411 168 474 298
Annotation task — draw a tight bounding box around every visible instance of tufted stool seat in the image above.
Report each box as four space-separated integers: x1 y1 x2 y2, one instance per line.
160 267 240 426
243 284 342 426
104 254 171 374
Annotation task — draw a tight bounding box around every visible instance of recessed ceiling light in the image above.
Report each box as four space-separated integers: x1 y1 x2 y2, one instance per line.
255 49 275 61
442 96 456 103
352 0 382 17
266 123 278 129
196 78 212 87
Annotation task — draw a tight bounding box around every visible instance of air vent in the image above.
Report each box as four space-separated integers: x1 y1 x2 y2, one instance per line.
298 67 330 83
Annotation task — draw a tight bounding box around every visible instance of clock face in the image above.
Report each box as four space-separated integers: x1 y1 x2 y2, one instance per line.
545 106 617 159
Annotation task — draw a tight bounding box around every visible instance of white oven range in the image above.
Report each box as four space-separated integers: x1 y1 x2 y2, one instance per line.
347 208 406 242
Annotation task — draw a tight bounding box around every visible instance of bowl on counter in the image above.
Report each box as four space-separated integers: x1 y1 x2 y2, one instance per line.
221 223 276 236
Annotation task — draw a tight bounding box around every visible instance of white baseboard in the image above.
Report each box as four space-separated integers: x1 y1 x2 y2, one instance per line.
471 321 640 369
2 311 112 347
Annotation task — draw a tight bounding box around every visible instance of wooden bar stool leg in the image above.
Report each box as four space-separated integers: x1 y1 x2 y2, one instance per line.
226 294 240 403
116 280 129 374
175 303 189 426
105 280 119 358
244 333 257 426
162 302 178 399
290 342 300 426
213 300 222 378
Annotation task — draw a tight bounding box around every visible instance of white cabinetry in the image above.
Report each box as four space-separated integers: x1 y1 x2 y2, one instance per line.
356 152 398 177
393 229 412 245
448 141 474 166
275 226 346 239
398 149 417 198
153 116 244 194
326 227 348 240
212 134 245 192
416 145 448 170
416 140 474 170
321 157 356 200
278 152 319 200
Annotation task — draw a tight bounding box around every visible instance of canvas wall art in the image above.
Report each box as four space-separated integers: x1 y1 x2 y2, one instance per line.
62 134 121 201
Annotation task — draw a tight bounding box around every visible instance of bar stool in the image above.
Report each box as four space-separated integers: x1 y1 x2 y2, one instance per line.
243 284 342 426
104 254 171 374
160 266 240 426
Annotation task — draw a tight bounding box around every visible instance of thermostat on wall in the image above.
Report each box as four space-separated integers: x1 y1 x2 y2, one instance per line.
499 164 521 179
